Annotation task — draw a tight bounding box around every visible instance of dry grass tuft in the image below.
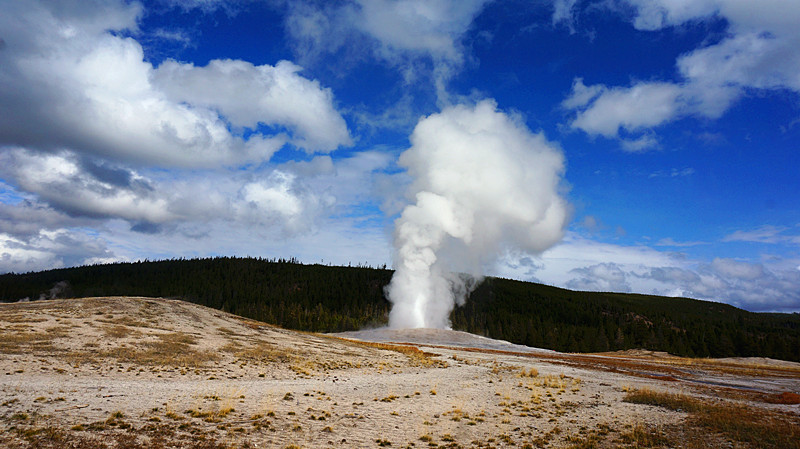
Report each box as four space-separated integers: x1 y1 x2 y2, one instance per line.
222 341 294 364
624 388 704 413
92 332 219 367
617 423 670 448
624 388 800 449
339 339 446 367
768 391 800 404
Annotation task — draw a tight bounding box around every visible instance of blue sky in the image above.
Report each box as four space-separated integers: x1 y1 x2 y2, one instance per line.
1 0 799 312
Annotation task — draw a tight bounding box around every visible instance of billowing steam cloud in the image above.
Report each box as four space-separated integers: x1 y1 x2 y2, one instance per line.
387 100 569 329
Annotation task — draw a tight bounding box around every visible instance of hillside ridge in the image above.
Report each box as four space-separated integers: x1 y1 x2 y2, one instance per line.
1 257 798 361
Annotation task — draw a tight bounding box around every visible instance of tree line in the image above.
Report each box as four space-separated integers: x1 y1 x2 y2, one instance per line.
1 257 798 362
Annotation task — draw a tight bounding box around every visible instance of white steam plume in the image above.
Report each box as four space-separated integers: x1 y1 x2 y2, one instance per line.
387 100 568 329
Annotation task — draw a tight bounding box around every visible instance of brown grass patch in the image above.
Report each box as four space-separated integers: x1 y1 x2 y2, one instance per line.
98 315 154 328
101 324 142 339
0 423 233 449
595 350 800 379
55 331 219 367
624 388 800 449
767 391 800 404
103 332 218 367
0 314 47 324
0 331 56 353
222 341 294 364
675 357 800 378
0 325 70 354
337 339 447 367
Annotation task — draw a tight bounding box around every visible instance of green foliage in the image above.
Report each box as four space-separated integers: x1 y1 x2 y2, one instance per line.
452 277 800 361
1 257 798 361
0 257 392 333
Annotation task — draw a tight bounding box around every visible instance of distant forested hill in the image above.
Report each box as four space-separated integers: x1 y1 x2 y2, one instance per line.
1 257 798 362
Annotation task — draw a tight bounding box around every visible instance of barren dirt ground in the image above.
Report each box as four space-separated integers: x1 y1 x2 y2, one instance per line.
0 297 798 448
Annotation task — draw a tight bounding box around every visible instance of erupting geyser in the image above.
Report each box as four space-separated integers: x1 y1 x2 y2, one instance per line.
386 100 568 329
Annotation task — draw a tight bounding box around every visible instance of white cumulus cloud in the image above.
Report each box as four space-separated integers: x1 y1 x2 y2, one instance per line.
0 229 114 274
284 0 491 101
567 262 631 292
0 0 350 167
0 149 175 224
153 59 351 153
562 0 800 147
353 0 489 64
